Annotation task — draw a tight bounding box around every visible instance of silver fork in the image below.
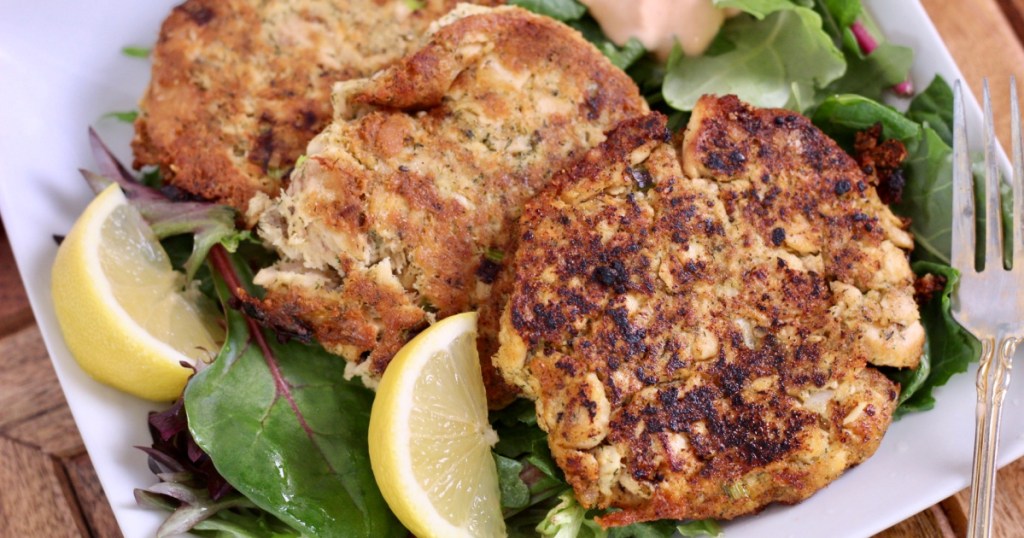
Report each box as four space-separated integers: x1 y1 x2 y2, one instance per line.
952 78 1024 538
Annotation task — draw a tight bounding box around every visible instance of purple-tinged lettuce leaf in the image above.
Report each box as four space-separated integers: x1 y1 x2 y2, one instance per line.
84 129 247 279
136 398 300 537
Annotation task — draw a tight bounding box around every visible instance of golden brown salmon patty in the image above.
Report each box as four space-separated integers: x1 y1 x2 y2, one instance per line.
244 5 648 406
495 102 923 526
132 0 498 211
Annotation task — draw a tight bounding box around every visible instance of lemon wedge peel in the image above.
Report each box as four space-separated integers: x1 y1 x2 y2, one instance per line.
369 312 506 538
51 184 222 401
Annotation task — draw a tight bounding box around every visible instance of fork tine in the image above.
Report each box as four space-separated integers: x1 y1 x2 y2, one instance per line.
983 79 1005 270
1012 76 1024 269
952 80 976 273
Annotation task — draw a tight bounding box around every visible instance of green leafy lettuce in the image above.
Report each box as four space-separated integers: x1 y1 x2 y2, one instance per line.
185 255 404 537
663 0 911 113
664 4 845 111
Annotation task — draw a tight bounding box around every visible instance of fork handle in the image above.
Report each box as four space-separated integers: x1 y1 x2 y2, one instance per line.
968 335 1019 538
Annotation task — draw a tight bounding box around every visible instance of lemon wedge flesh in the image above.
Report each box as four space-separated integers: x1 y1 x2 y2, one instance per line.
51 184 223 401
369 312 506 537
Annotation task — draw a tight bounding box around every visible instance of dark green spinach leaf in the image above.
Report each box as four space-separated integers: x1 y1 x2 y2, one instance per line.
886 262 980 417
185 258 404 538
509 0 586 21
906 75 955 145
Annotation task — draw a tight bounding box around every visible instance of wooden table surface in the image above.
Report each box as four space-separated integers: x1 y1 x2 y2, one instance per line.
4 1 1024 537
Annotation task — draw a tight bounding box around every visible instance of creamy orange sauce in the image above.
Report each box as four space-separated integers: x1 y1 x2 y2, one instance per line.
580 0 731 59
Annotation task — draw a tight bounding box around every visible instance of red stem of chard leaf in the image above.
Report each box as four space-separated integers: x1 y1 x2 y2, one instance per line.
207 245 320 442
851 21 914 96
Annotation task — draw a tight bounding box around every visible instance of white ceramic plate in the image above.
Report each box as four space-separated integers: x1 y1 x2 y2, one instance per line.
1 1 1021 537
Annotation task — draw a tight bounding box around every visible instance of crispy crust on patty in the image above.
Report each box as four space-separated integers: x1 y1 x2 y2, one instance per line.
244 5 647 406
132 0 498 211
495 102 923 525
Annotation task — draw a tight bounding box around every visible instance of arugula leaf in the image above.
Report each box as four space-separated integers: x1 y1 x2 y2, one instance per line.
823 42 913 102
185 254 404 538
714 0 801 19
817 0 861 27
886 262 980 417
509 0 586 21
663 7 845 111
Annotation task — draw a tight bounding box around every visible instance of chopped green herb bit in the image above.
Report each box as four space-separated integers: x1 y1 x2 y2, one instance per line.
402 0 424 10
121 46 151 58
420 299 439 314
268 166 290 180
723 481 748 499
485 248 505 262
139 166 163 189
104 110 138 123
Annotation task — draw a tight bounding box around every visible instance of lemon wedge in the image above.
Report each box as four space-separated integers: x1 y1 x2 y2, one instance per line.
368 312 506 537
51 184 223 401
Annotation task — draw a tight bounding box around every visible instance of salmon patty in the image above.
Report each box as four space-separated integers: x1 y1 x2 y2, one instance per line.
132 0 498 211
244 5 648 406
495 100 923 526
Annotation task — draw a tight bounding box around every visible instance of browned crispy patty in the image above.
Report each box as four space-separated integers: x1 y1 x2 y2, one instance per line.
132 0 499 212
495 101 923 526
243 5 648 406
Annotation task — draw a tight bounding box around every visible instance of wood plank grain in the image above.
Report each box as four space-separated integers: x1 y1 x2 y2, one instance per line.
65 453 124 538
0 325 68 431
942 457 1024 538
874 505 957 538
996 0 1024 44
0 436 87 537
921 0 1024 151
0 219 32 337
913 3 1024 537
3 404 85 458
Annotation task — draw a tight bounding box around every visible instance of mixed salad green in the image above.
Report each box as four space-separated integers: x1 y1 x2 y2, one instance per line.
93 0 980 536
